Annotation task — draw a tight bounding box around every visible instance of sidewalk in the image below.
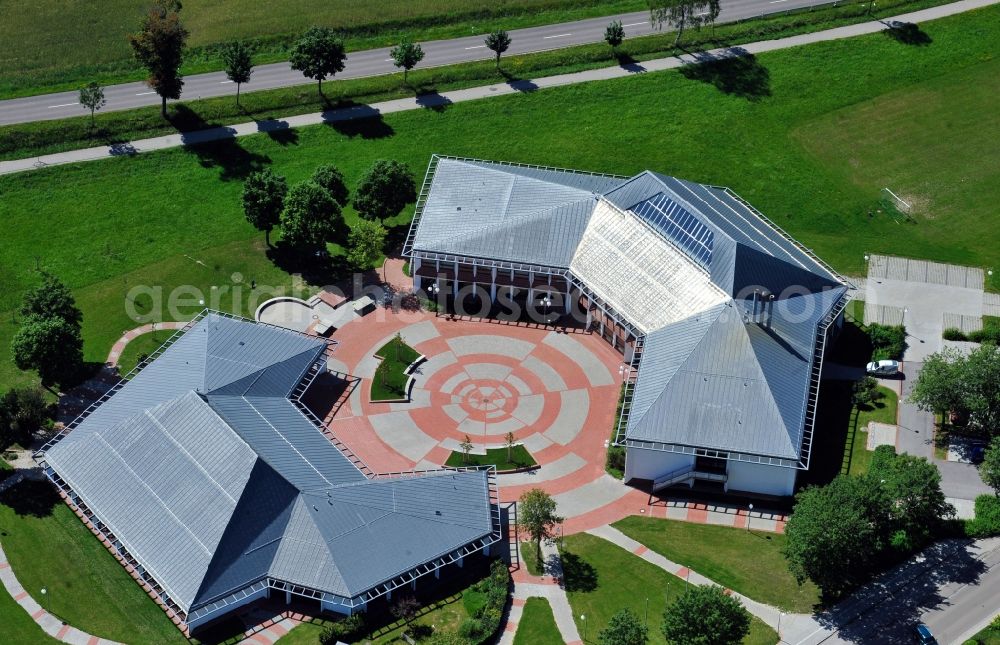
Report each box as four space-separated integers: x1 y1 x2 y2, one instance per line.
2 0 996 176
502 540 582 645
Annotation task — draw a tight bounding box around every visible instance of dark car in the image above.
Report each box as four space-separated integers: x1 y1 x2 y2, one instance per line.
914 624 938 644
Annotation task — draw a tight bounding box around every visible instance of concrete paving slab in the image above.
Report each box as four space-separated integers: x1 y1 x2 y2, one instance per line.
390 387 431 411
511 394 545 427
400 320 441 347
464 362 514 381
521 355 567 391
412 350 458 379
543 390 589 445
505 374 533 395
553 475 630 517
542 332 615 386
354 355 380 379
503 452 586 485
369 412 437 462
484 416 525 436
520 432 555 455
443 404 469 424
866 421 898 451
447 335 535 359
458 417 487 436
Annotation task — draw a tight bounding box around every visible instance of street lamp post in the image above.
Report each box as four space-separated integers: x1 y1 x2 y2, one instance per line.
541 294 552 324
581 614 587 642
747 503 754 532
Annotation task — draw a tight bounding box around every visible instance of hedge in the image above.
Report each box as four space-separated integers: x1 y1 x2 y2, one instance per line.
965 494 1000 538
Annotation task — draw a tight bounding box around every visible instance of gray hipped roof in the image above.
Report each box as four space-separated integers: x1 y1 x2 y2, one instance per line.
409 157 848 463
44 314 494 614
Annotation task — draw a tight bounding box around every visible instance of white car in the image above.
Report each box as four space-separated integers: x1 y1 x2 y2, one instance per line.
866 359 900 376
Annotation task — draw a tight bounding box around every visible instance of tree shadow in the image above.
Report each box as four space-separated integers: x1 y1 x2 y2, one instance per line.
255 118 299 146
322 102 395 139
679 47 771 101
615 52 647 74
559 550 598 592
415 90 453 113
0 479 60 518
883 21 933 46
265 243 349 287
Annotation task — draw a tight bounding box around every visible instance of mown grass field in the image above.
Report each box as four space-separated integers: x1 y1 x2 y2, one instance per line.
560 532 778 644
0 5 998 394
445 446 537 470
513 597 563 645
613 516 822 613
0 0 640 98
843 385 899 477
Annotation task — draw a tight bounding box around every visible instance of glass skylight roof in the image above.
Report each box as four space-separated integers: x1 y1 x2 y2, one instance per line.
631 193 714 269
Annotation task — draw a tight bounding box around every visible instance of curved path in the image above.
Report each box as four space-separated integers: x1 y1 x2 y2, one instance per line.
105 322 187 367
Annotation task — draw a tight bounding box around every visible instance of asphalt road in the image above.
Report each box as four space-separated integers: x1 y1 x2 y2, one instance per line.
0 0 824 126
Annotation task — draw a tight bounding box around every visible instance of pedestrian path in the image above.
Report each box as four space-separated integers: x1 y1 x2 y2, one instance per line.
106 321 187 367
0 542 124 645
1 0 995 176
501 540 582 645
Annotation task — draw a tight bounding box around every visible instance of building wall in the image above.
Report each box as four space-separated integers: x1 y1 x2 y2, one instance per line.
624 447 694 482
725 460 798 497
187 584 270 632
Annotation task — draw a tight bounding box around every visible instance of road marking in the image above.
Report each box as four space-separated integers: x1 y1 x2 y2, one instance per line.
385 58 394 62
47 102 78 109
220 80 233 84
543 33 572 39
465 45 487 49
136 91 156 95
769 0 789 3
623 22 646 27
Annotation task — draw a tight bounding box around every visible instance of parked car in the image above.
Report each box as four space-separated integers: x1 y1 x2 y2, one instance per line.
866 359 900 376
914 623 938 644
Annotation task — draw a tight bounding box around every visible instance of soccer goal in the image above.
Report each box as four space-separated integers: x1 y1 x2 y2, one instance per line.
881 187 912 214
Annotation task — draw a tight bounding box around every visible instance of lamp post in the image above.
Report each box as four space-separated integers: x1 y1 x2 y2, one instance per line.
747 503 754 532
541 294 552 324
581 614 587 642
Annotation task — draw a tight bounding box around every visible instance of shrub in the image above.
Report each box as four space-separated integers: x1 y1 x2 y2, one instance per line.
965 494 1000 538
458 617 484 640
462 589 488 618
969 328 1000 344
319 612 366 644
868 323 907 360
943 327 968 341
606 445 626 477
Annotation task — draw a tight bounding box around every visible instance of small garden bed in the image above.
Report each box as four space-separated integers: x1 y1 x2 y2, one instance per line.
445 446 537 472
843 385 899 477
370 335 422 402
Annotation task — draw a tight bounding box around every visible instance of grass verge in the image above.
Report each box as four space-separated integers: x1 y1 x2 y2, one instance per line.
0 480 186 643
0 0 952 161
115 328 176 376
965 616 1000 645
843 385 899 477
514 597 563 645
560 532 778 644
446 446 537 471
520 541 545 576
371 336 420 401
612 517 822 613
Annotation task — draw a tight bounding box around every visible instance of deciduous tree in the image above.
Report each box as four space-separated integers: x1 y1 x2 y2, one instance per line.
518 488 562 565
661 585 750 645
459 434 474 464
852 375 880 408
911 345 1000 437
79 83 106 128
290 26 347 94
648 0 710 46
980 437 1000 495
605 20 625 52
599 607 648 645
279 181 346 249
20 272 82 326
129 0 189 117
0 387 52 450
220 40 253 105
505 431 516 463
312 164 349 206
346 219 387 270
354 159 417 221
242 168 288 245
11 315 84 386
485 30 512 69
869 447 954 544
390 39 424 82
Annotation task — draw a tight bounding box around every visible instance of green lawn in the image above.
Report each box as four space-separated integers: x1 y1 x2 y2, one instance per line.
520 541 545 576
966 616 1000 645
0 481 186 643
560 533 778 645
3 4 1000 391
514 597 563 645
613 517 822 613
445 445 537 471
843 385 900 477
0 585 62 645
115 328 176 376
371 337 420 401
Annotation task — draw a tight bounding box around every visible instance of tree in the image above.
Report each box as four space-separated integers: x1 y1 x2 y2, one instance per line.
346 219 387 270
705 0 722 37
11 315 84 386
605 20 625 52
242 168 288 245
129 0 189 117
390 39 424 82
279 181 346 249
459 434 474 465
20 272 83 326
869 448 954 544
910 347 963 417
0 387 51 450
911 345 1000 437
852 376 880 408
505 431 516 463
980 437 1000 495
782 476 892 599
599 607 648 645
484 30 512 69
661 585 750 645
220 40 253 105
311 164 349 206
79 83 106 128
289 26 347 94
518 488 562 565
390 595 420 631
648 0 710 46
354 159 417 221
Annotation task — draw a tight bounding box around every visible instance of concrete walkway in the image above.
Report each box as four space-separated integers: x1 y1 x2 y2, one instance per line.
2 0 996 177
0 542 124 645
503 539 583 645
105 321 187 367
